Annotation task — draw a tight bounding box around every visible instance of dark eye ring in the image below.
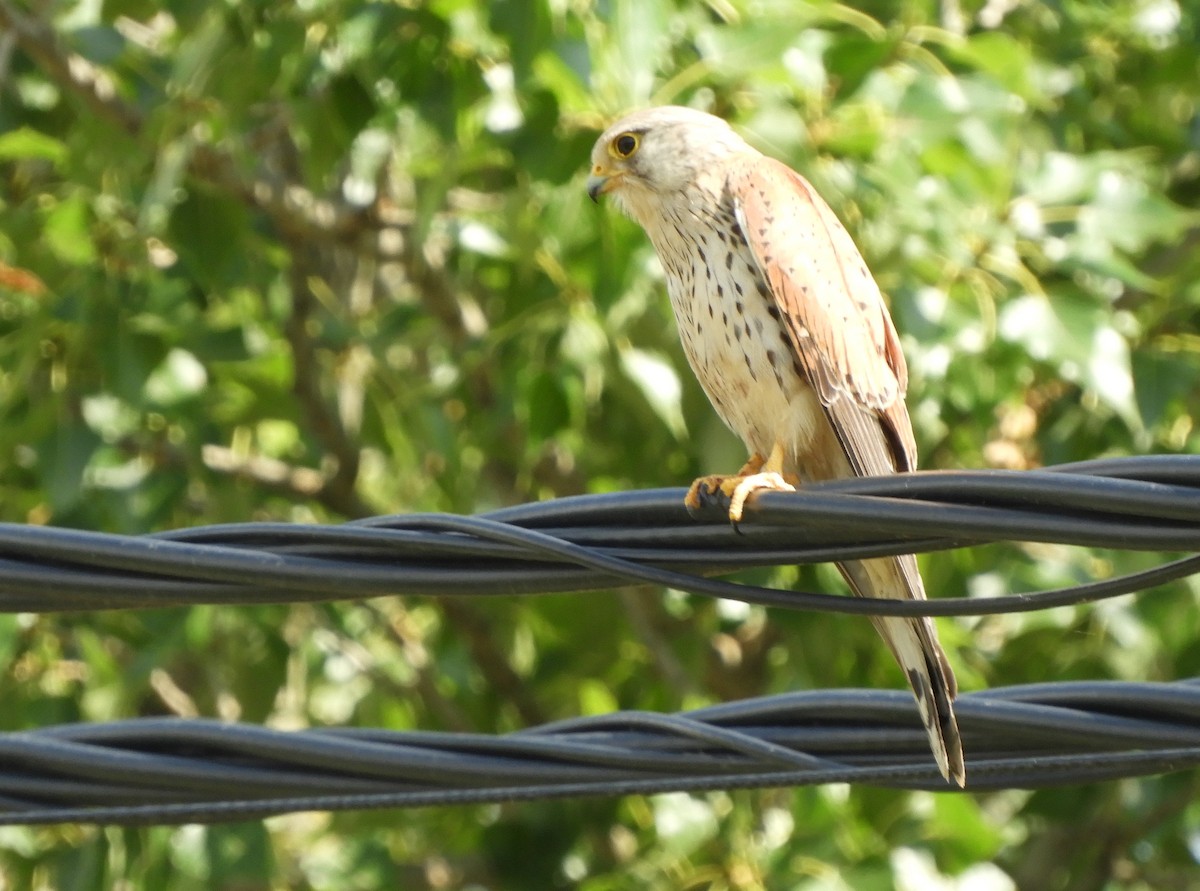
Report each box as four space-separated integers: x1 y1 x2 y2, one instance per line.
613 133 639 158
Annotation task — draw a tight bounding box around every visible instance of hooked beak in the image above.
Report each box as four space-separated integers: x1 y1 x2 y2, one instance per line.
587 170 618 203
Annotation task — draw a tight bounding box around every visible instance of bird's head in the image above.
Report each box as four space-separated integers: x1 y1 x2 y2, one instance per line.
586 106 750 221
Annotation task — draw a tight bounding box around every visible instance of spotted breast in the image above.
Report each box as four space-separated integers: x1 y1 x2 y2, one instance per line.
641 185 836 478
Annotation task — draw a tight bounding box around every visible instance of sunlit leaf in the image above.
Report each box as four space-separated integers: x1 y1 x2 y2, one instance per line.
619 345 687 439
997 293 1141 429
144 348 208 406
43 193 96 265
0 127 67 165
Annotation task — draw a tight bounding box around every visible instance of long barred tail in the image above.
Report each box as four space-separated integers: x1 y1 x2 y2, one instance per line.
838 554 966 787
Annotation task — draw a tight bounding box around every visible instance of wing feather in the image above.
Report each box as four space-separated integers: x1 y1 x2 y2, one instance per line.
731 155 917 473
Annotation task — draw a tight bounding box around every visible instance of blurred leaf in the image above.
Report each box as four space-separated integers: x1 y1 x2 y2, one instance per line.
619 346 686 439
950 31 1040 102
525 370 569 438
140 137 193 235
998 293 1141 429
578 678 619 716
40 422 102 516
144 348 207 406
1131 349 1196 429
532 48 591 114
330 74 378 139
825 34 896 98
489 0 551 84
614 0 669 104
170 8 228 92
0 127 67 165
696 21 809 79
652 793 719 855
1084 170 1196 253
43 193 97 265
72 25 126 65
168 184 251 288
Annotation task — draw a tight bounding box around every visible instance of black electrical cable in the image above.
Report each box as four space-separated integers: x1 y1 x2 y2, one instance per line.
1 456 1199 824
2 682 1200 825
0 457 1198 615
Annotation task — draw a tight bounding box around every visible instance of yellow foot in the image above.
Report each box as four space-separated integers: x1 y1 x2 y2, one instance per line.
684 443 798 525
685 453 765 513
727 471 796 524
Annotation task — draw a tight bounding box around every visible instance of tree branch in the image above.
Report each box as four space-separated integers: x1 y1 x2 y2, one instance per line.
0 0 141 135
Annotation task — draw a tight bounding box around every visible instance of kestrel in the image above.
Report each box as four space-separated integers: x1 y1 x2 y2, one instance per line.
587 106 964 786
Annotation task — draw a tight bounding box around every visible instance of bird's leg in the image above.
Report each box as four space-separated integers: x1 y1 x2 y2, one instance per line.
684 442 798 523
685 452 765 513
726 441 797 523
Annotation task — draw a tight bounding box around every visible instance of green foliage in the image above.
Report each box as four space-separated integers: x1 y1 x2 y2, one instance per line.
1 0 1198 886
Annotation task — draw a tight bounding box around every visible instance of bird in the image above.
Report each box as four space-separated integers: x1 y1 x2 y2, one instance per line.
586 105 965 786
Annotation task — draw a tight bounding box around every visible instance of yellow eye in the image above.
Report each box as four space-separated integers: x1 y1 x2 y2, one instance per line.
612 132 639 158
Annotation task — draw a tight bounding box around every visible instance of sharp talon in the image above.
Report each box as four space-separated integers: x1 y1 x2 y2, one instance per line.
728 472 796 524
685 476 728 517
684 449 795 526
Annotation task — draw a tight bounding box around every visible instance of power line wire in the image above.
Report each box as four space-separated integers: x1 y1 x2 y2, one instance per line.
1 457 1198 614
1 682 1199 825
2 456 1199 823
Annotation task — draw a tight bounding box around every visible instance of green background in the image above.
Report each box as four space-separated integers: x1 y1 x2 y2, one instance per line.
1 0 1199 887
